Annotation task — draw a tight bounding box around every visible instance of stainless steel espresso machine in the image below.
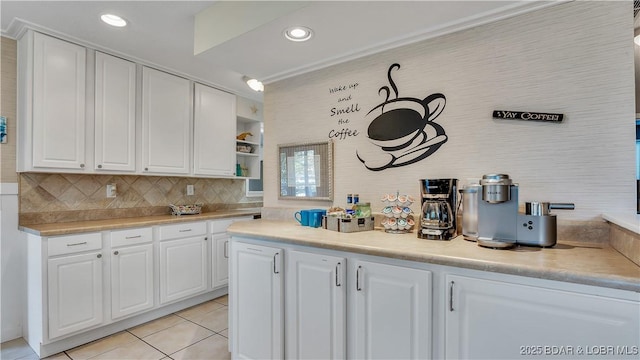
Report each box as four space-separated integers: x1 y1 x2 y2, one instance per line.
464 174 574 249
419 179 458 240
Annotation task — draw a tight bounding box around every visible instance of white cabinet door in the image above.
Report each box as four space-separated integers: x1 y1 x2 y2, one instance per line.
32 32 86 170
230 241 283 360
111 243 154 319
47 251 103 339
141 66 191 174
212 233 230 289
95 52 136 172
194 83 236 176
445 275 640 360
159 236 208 304
286 250 346 360
350 260 432 360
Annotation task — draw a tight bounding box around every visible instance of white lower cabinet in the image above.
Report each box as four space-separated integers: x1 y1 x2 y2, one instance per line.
211 217 254 289
213 233 231 288
159 222 208 304
350 260 432 360
285 250 346 360
230 238 640 360
230 241 284 360
110 227 154 319
47 233 104 339
445 274 640 360
110 243 154 319
231 240 431 360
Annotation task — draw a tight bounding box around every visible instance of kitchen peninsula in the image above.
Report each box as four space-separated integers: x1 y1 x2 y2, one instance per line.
227 220 640 359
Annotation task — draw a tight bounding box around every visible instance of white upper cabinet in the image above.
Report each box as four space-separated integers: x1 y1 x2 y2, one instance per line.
193 83 236 176
20 32 87 171
94 52 136 172
141 66 191 175
18 30 249 178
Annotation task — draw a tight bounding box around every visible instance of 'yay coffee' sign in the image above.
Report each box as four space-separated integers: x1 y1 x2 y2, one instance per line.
493 110 564 123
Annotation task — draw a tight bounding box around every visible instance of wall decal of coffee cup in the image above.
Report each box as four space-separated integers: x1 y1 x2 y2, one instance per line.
357 63 448 171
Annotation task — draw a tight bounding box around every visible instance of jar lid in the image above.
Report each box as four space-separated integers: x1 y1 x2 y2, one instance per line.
480 174 512 186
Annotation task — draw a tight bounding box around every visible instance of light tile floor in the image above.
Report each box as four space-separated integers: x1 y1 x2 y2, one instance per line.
0 295 230 360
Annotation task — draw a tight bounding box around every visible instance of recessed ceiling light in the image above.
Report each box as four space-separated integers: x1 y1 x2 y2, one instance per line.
243 76 264 92
284 26 313 42
101 14 127 27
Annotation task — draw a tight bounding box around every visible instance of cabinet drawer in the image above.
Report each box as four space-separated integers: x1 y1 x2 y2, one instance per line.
158 222 207 241
48 233 102 256
111 227 152 248
210 219 233 233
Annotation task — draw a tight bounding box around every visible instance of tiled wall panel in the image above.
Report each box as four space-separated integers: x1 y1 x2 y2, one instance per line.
19 173 257 224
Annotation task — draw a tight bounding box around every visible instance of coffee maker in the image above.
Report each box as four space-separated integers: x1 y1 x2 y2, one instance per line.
477 174 519 249
474 174 574 248
419 179 458 240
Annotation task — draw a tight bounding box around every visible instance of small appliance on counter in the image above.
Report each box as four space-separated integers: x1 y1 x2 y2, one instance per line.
476 174 519 249
418 179 458 240
517 202 575 247
465 174 574 249
459 183 481 241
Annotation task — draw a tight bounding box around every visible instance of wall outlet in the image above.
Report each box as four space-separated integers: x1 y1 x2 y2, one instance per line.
106 184 117 198
186 184 194 196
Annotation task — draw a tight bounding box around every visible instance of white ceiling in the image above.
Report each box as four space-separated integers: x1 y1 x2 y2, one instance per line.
1 1 556 101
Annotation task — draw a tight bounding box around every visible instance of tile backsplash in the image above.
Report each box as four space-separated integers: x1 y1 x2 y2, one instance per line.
19 173 262 225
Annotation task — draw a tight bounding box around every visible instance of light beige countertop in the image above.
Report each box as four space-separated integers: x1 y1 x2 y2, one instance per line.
20 208 261 237
227 219 640 293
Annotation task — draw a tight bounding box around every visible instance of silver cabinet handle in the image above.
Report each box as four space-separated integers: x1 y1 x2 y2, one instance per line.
66 242 87 247
356 266 362 291
273 252 280 274
179 229 192 233
224 241 229 259
335 262 341 287
449 281 455 312
113 251 119 255
125 235 142 239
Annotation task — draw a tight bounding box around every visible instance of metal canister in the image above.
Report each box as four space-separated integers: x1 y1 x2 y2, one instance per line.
480 174 513 203
460 184 481 241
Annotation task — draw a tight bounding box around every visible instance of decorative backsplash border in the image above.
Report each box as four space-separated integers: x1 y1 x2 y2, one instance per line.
19 173 262 225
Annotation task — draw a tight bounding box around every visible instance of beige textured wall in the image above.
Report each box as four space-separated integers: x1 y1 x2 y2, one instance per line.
1 37 17 184
264 1 635 221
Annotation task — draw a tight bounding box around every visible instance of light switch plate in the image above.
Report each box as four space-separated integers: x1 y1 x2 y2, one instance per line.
187 184 194 196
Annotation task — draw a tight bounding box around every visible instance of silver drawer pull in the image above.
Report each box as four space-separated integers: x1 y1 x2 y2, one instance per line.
66 242 87 247
125 235 142 239
179 229 192 232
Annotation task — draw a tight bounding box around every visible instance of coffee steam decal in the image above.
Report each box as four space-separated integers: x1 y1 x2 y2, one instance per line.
357 63 448 171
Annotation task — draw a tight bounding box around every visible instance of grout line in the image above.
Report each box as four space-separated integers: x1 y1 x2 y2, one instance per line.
166 334 216 357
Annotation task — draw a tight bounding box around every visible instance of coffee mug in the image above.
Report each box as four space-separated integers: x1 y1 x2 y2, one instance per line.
294 210 312 226
309 210 326 228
